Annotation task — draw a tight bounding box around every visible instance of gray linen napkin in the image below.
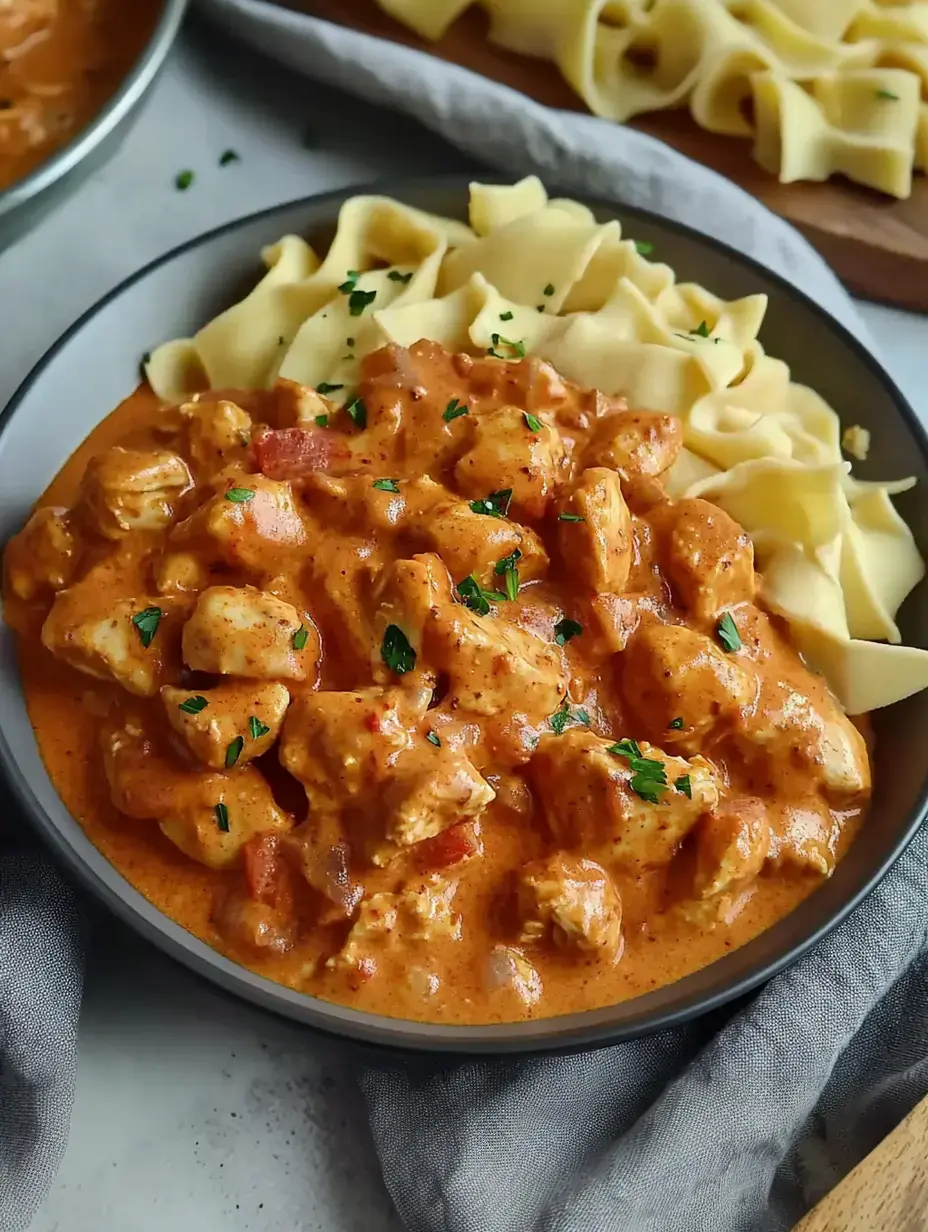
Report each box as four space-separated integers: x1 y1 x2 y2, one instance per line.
194 4 928 1230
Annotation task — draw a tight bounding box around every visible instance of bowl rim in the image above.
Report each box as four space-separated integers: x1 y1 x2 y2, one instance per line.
0 0 190 221
2 173 927 1054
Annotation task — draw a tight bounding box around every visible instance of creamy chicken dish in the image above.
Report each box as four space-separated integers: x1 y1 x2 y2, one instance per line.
0 0 161 192
3 341 872 1023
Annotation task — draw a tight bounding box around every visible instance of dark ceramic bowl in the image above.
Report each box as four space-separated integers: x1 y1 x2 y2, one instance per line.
0 0 189 249
1 178 926 1053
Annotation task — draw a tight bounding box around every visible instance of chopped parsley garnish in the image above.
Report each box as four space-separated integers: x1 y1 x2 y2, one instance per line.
692 320 711 337
373 478 400 492
549 700 591 735
469 488 513 519
499 311 514 321
314 414 329 427
175 170 194 191
225 487 255 503
278 336 285 346
387 269 413 283
716 611 742 653
537 305 545 312
381 624 416 675
131 607 162 648
486 334 526 360
316 382 343 395
608 738 671 804
494 549 522 602
225 736 244 769
338 270 360 293
348 288 377 316
292 625 309 651
443 398 468 422
675 774 692 798
249 716 271 740
876 88 899 100
214 802 230 832
346 337 355 347
426 730 441 748
344 396 367 429
178 695 208 715
523 412 542 433
219 149 240 166
543 282 555 297
668 716 684 730
558 511 585 523
635 240 654 255
554 618 582 646
457 575 507 615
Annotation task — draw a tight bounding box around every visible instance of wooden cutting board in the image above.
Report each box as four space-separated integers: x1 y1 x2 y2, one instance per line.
283 0 928 312
792 1093 928 1231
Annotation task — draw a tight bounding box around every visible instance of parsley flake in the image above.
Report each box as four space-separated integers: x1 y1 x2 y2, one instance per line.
426 731 442 748
219 149 240 166
608 739 672 803
214 802 230 832
338 270 360 294
348 288 377 316
543 282 555 297
716 611 742 653
486 334 526 360
607 738 642 760
225 487 255 503
381 624 416 675
635 239 654 256
292 625 309 651
225 737 244 769
876 88 900 100
668 716 684 730
457 575 507 615
131 607 162 648
494 549 522 602
443 398 469 422
469 488 513 519
554 618 582 646
316 382 343 395
346 337 355 347
499 311 514 321
175 169 194 191
692 320 711 337
558 511 585 523
248 716 270 740
373 478 400 492
314 414 329 427
344 396 367 430
387 269 413 283
523 412 542 433
549 700 589 735
675 774 692 798
178 696 208 715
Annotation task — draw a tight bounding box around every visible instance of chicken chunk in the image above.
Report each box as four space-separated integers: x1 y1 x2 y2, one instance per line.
530 728 719 870
425 604 568 721
657 498 755 621
485 945 542 1007
152 550 211 596
4 507 81 601
327 876 461 978
161 680 290 770
693 798 770 899
518 853 622 959
172 471 308 573
739 678 870 803
182 586 316 681
583 409 683 479
621 622 759 753
767 801 839 877
41 583 181 697
79 447 192 539
412 496 549 590
453 404 564 519
212 892 297 955
279 686 493 864
102 721 288 868
179 399 252 475
370 553 452 672
556 468 632 595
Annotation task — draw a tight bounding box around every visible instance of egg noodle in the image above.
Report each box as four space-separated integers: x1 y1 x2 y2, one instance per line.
146 177 928 715
358 0 928 198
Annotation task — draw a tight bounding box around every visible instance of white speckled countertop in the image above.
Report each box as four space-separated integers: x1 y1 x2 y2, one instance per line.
3 19 926 1232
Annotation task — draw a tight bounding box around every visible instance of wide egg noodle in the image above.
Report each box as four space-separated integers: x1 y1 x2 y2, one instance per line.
365 0 928 197
144 179 928 712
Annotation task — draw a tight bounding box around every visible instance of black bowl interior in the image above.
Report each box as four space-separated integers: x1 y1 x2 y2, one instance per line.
1 176 926 1053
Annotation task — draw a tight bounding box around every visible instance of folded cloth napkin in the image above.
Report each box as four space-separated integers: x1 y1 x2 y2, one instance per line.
2 3 925 1230
194 4 928 1230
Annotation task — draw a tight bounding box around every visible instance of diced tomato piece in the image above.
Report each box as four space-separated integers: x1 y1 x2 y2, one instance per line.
252 425 352 480
416 821 483 871
242 833 283 904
